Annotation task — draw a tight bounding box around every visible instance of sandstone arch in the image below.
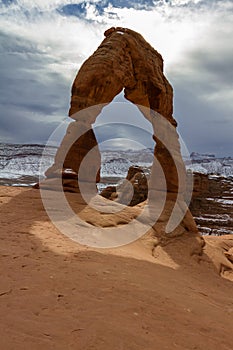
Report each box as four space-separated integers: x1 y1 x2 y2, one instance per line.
43 27 202 247
46 27 178 190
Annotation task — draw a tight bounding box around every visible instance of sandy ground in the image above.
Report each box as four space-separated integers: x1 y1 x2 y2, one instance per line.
0 186 233 350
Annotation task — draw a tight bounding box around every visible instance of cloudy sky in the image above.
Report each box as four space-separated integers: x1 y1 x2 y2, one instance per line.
0 0 232 156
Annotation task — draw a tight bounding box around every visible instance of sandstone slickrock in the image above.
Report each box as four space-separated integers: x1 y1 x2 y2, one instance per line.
100 165 148 206
41 27 203 254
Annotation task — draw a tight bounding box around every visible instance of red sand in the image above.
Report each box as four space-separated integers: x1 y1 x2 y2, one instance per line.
0 186 233 350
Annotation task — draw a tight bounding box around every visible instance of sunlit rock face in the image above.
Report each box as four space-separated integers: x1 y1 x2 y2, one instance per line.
69 26 174 122
42 27 203 253
46 27 177 192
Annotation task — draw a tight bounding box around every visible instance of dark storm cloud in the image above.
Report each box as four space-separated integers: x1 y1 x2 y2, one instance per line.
0 112 60 144
0 31 71 143
166 3 233 157
172 80 233 157
93 123 154 149
169 47 233 156
0 0 232 156
177 44 233 90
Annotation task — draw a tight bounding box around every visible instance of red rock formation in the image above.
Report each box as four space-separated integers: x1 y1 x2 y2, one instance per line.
101 166 148 206
42 27 202 251
45 27 179 192
69 27 173 121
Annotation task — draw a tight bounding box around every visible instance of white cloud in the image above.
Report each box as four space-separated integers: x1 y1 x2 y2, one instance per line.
1 0 83 11
1 1 232 71
0 0 232 155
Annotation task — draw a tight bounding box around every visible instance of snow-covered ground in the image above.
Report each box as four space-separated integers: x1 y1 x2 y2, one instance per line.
0 145 232 185
188 152 233 177
0 143 56 186
0 144 232 235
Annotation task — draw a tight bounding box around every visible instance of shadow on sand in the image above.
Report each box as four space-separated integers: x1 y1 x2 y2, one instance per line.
1 186 233 350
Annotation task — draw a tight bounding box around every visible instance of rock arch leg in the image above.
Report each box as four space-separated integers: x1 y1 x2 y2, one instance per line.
44 120 101 192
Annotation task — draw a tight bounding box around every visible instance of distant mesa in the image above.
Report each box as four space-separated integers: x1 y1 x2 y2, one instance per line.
190 152 216 161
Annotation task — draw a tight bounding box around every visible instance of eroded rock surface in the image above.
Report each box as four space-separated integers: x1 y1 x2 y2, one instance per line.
190 173 233 235
101 165 148 206
45 27 176 192
41 27 203 254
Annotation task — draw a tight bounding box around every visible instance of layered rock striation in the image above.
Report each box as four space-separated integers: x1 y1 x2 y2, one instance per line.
41 27 203 254
45 27 176 192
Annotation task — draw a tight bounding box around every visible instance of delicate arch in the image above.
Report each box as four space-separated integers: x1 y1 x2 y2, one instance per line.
40 27 202 251
45 27 183 194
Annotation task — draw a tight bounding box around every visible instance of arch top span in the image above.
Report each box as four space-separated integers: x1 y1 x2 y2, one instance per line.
69 26 175 126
